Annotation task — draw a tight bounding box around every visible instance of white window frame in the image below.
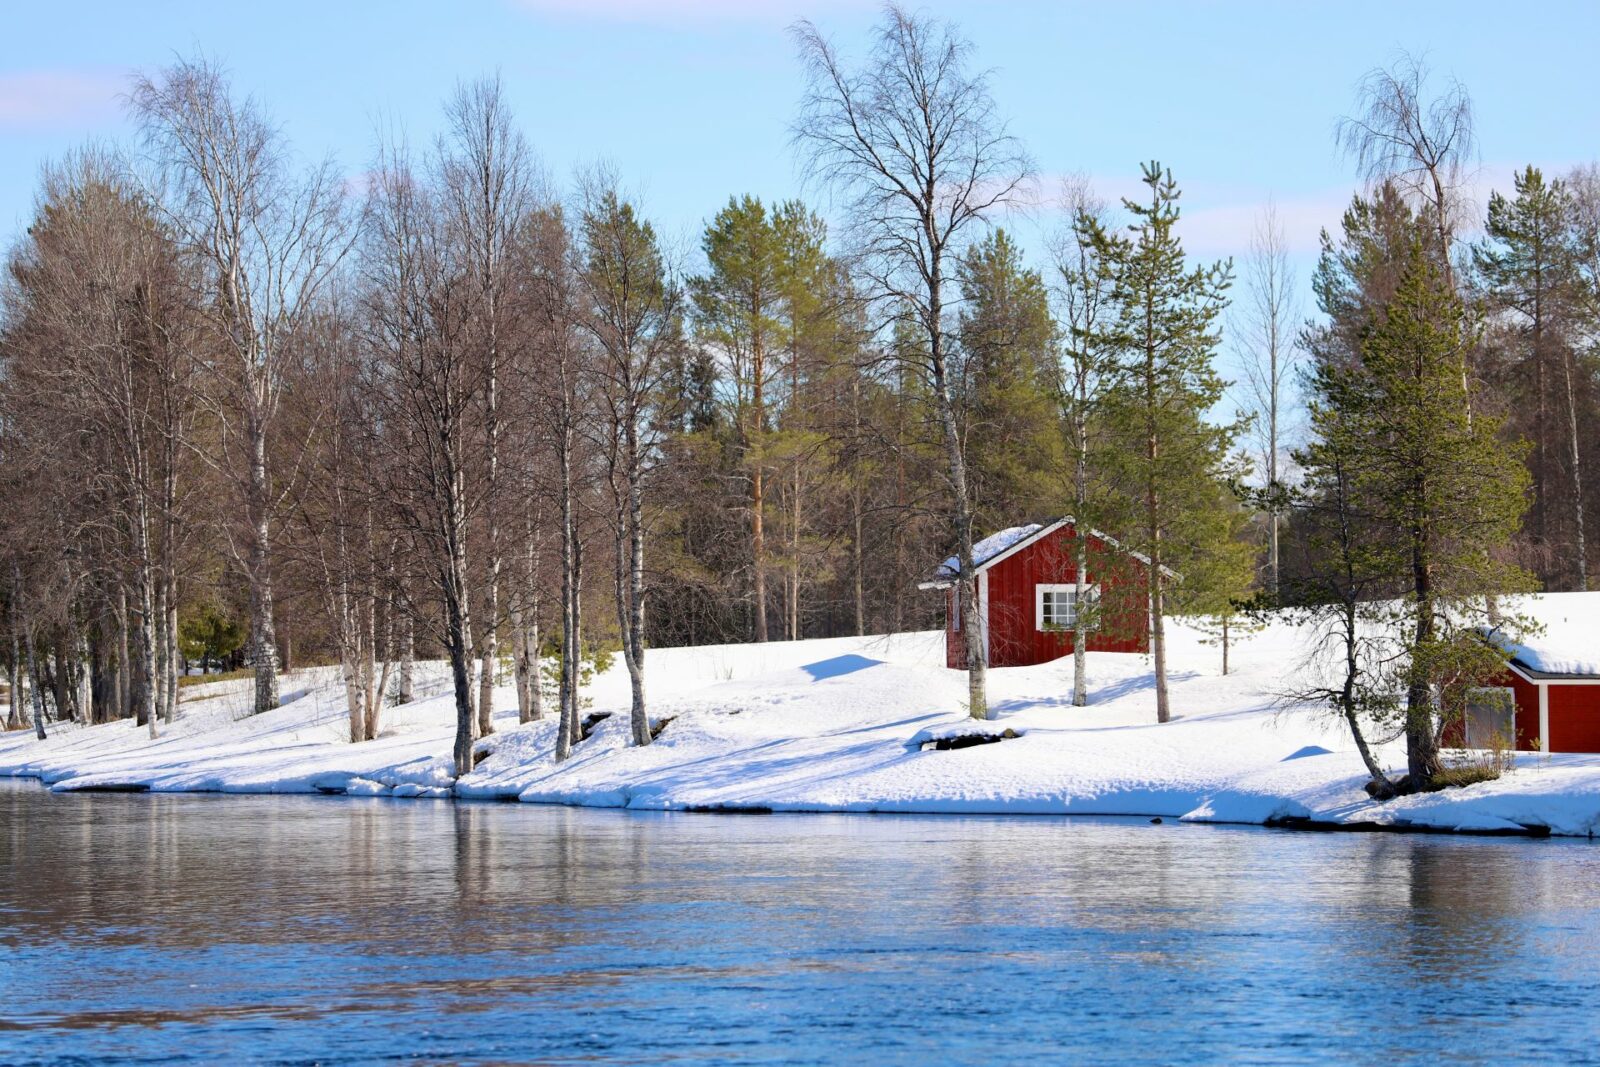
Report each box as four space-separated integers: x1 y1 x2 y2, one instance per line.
1037 583 1098 631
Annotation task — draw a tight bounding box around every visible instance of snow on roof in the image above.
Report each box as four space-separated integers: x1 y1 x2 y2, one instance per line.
1496 631 1600 677
921 516 1179 589
933 524 1043 581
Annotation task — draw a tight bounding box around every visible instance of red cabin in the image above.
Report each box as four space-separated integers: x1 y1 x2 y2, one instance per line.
920 518 1162 670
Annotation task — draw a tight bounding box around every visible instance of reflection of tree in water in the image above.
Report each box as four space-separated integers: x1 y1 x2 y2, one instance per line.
11 785 1600 1062
1398 838 1540 983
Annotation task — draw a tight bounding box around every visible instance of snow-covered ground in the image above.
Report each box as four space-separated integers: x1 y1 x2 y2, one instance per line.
7 594 1600 836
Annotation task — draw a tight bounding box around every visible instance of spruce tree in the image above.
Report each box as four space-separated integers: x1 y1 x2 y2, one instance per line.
1095 163 1236 723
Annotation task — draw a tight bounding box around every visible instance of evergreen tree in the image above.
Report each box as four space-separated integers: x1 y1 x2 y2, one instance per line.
692 195 788 641
1170 469 1260 676
1305 236 1532 785
770 201 837 640
1475 167 1589 588
955 229 1066 531
1095 163 1236 723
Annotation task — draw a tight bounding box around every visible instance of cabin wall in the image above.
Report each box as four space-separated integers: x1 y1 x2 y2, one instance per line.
1507 670 1542 752
982 525 1148 667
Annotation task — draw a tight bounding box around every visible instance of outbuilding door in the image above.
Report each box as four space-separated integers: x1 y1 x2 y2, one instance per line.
1464 687 1516 749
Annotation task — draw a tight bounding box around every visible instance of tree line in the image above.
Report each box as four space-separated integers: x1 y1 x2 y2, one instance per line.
2 10 1594 795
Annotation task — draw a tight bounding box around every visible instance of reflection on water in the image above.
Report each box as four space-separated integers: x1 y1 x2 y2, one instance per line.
2 780 1598 1064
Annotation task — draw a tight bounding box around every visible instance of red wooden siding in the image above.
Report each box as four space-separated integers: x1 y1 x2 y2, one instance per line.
1507 670 1542 751
942 523 1150 669
1547 683 1600 753
1485 670 1600 754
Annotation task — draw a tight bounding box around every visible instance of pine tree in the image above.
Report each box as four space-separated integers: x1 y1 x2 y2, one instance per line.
1475 167 1588 588
955 230 1066 531
1307 236 1532 785
1171 472 1259 676
692 196 788 641
1095 163 1236 723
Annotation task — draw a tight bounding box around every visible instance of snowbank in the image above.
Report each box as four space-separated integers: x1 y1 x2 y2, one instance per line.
7 597 1600 837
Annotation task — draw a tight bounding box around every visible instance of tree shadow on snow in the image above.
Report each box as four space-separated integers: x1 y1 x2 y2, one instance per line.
800 654 883 681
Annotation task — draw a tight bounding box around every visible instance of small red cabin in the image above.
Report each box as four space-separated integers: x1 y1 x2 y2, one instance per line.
1466 643 1600 754
920 518 1161 670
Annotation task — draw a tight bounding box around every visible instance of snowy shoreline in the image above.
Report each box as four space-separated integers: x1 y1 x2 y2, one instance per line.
7 595 1600 839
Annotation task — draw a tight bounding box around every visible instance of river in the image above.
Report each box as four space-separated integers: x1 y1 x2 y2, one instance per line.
2 780 1597 1064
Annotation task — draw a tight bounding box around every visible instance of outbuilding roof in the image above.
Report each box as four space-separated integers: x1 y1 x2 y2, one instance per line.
1489 627 1600 679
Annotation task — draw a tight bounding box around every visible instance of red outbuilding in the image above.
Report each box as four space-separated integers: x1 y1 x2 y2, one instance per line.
1468 644 1600 754
919 517 1167 670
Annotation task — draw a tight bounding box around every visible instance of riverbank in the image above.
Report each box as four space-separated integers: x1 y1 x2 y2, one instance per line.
6 595 1600 836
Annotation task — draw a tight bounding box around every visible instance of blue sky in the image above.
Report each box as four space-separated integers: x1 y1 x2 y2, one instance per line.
3 1 1599 318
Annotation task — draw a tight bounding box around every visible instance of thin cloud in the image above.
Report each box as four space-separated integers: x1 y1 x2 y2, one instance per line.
0 69 127 131
1177 190 1350 259
507 0 871 24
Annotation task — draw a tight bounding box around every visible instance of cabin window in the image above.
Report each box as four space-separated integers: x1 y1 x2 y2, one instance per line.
1037 584 1098 631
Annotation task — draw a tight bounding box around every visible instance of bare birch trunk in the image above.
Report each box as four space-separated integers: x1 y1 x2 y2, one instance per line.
153 580 169 730
397 614 415 704
247 416 281 714
447 562 477 776
24 622 45 742
617 417 651 746
1072 531 1089 708
556 411 580 761
115 586 129 720
164 592 179 723
7 585 25 732
930 277 988 721
1564 350 1589 591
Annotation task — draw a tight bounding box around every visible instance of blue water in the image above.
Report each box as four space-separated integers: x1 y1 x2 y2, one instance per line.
2 782 1599 1065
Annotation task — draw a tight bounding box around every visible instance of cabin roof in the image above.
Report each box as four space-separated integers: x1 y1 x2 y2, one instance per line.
918 516 1177 590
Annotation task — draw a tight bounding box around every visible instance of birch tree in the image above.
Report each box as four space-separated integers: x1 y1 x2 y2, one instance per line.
1 152 199 735
1338 53 1476 291
578 179 682 748
793 4 1032 720
519 206 590 758
1234 202 1300 597
363 142 481 776
1051 183 1118 707
130 57 351 715
438 77 536 737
